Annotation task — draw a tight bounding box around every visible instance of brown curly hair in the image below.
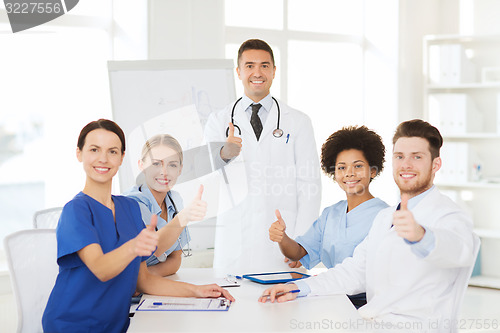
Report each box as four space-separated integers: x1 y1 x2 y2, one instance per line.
321 126 385 180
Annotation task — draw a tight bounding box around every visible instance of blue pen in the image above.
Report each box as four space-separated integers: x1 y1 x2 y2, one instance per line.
153 301 194 306
262 289 300 299
286 134 290 144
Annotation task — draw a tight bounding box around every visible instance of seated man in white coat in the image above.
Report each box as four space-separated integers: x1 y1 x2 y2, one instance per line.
260 119 477 332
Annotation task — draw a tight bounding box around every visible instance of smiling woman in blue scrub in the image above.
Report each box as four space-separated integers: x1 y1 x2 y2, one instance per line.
269 126 387 308
42 119 233 333
124 134 207 276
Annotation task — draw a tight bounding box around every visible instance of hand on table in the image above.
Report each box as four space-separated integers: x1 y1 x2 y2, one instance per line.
284 257 302 268
258 283 298 303
194 284 235 302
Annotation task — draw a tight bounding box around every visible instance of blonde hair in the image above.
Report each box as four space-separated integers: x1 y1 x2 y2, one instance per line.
141 134 183 165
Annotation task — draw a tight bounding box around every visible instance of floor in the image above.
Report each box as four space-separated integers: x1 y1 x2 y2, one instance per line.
1 286 499 332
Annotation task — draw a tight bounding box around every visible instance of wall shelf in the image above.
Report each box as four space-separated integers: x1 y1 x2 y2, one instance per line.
443 133 500 139
427 82 500 91
424 34 500 289
436 181 500 189
474 228 500 240
469 275 500 289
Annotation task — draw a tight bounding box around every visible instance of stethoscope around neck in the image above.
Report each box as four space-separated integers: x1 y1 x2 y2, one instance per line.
226 96 284 138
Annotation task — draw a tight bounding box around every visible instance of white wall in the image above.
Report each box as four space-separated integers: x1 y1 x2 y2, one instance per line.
148 0 225 59
397 0 460 122
473 0 500 34
112 0 148 59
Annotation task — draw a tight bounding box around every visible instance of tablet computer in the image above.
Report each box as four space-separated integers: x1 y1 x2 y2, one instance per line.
242 271 310 284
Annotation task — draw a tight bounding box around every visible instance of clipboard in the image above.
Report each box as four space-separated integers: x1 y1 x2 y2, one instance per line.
136 297 231 311
242 271 310 284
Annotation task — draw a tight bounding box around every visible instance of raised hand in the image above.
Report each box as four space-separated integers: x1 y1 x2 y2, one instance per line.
393 193 425 242
221 122 243 161
133 214 159 256
177 185 207 227
269 209 287 243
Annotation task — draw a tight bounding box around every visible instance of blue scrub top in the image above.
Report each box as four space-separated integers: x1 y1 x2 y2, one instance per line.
124 185 190 266
296 198 388 270
42 192 147 333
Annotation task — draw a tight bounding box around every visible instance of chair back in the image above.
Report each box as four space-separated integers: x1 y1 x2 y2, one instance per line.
450 233 481 331
4 229 58 333
33 207 62 229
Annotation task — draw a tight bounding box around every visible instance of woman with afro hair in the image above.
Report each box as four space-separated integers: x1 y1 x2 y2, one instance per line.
269 125 388 308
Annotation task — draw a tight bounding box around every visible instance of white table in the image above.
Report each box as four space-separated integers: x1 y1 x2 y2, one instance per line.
128 268 367 332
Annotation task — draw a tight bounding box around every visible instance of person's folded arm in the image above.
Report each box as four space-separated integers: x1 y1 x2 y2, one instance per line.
147 250 182 276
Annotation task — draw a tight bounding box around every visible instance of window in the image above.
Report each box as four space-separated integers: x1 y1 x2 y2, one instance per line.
0 1 114 264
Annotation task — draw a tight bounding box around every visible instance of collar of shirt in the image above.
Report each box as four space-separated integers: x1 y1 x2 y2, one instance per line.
139 185 175 220
241 93 273 125
401 185 435 210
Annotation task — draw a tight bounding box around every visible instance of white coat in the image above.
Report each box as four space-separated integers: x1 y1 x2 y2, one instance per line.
301 187 476 332
204 97 321 275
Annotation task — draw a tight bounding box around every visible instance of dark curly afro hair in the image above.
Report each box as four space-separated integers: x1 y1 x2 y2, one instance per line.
321 126 385 180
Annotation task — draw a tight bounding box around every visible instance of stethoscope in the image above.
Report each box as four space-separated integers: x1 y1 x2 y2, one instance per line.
167 192 192 257
226 96 284 138
139 186 191 257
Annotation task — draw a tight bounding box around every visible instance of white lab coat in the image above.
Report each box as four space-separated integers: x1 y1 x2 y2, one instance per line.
302 187 476 332
204 97 321 275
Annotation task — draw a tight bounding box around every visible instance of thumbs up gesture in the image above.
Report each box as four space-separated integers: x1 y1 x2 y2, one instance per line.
221 122 243 161
392 193 425 242
133 214 159 256
177 185 208 227
269 209 287 243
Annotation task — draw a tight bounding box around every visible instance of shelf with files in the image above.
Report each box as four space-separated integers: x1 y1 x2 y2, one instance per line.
424 34 500 289
423 35 500 136
427 82 500 91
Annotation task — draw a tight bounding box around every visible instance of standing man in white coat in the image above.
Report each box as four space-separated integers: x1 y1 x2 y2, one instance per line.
260 119 478 332
204 39 321 274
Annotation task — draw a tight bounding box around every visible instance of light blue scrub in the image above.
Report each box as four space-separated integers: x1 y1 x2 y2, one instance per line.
124 185 190 265
42 192 147 333
296 198 388 269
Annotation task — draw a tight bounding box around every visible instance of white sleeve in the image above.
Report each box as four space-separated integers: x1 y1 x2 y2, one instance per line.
204 111 229 171
291 114 322 237
424 210 475 268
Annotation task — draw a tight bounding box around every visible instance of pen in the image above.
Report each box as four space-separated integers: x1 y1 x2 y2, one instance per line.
153 302 194 306
286 134 290 144
262 289 300 299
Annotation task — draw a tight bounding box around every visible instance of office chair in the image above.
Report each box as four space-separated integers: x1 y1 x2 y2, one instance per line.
4 229 58 333
450 233 481 331
32 207 62 229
